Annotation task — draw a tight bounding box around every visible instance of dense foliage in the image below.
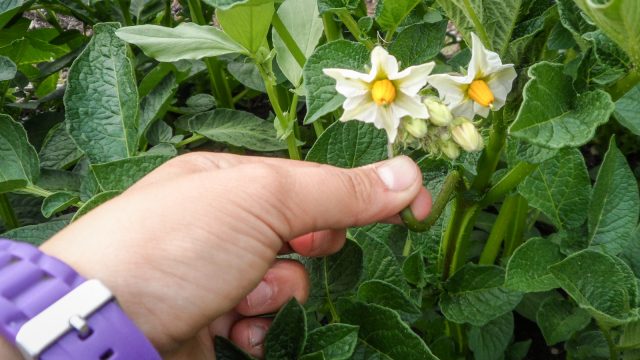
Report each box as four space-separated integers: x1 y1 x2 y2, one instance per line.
1 0 640 358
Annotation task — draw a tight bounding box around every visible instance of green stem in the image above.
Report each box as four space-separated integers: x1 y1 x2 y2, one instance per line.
257 62 301 160
448 204 480 277
205 59 234 109
22 184 54 198
502 195 528 258
480 162 537 207
478 195 519 265
336 10 375 50
232 88 250 104
176 134 205 148
384 27 396 43
272 12 306 68
117 0 133 26
607 68 640 101
401 170 461 232
0 194 19 230
162 0 172 26
471 111 506 193
187 0 206 24
322 13 342 41
462 0 491 49
312 121 325 138
440 194 465 279
599 323 619 360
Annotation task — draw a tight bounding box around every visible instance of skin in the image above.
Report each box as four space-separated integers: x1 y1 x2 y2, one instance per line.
0 153 431 359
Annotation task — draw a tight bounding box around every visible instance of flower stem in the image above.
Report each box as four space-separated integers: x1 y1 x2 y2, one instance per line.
479 162 537 207
312 121 325 138
336 10 375 50
401 170 461 233
471 111 506 193
176 134 205 148
0 194 19 230
478 194 519 265
257 62 302 160
272 12 306 68
322 13 343 41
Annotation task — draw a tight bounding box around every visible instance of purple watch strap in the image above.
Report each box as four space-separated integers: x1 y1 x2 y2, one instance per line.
0 239 160 359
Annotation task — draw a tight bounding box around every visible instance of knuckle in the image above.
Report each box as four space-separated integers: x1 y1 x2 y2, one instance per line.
163 152 217 173
338 169 375 207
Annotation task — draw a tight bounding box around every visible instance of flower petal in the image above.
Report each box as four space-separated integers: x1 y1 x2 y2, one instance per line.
450 100 475 119
374 105 400 142
393 92 429 119
341 100 377 125
370 46 399 79
486 66 517 109
473 102 491 118
427 73 468 106
468 33 503 79
392 61 435 95
323 68 371 97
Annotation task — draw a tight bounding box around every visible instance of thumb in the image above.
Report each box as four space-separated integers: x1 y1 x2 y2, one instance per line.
264 155 424 239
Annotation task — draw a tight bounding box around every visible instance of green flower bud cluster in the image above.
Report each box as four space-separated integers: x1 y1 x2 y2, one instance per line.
397 97 484 160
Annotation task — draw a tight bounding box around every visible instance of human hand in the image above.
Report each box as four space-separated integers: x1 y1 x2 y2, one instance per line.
12 153 430 359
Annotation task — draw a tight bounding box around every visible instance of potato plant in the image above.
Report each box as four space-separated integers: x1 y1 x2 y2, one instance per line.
1 0 640 359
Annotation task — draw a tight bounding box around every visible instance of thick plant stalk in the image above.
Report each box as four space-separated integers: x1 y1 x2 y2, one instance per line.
322 13 342 41
478 194 519 265
502 195 528 258
480 162 537 207
401 170 461 232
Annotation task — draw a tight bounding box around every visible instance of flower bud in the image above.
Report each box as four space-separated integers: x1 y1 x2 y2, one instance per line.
403 117 428 139
424 97 453 126
451 119 484 152
440 140 460 160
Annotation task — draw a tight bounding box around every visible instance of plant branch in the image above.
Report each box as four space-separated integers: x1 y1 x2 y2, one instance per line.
502 195 528 258
271 12 306 68
478 194 518 265
401 170 462 232
448 203 480 277
176 133 205 148
322 13 342 41
336 10 375 50
471 111 506 193
117 0 133 26
0 194 18 230
462 0 491 49
479 162 537 207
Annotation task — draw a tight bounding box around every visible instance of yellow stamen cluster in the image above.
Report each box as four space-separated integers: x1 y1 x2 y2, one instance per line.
468 79 494 108
371 79 396 106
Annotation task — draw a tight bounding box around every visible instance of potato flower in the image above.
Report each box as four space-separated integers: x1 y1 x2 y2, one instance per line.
323 47 434 142
428 33 517 119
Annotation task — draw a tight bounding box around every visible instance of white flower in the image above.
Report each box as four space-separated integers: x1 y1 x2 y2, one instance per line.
323 46 434 142
451 118 484 152
427 33 517 119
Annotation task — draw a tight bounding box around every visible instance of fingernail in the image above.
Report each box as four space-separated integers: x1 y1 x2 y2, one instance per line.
246 281 273 310
249 324 267 347
376 156 418 191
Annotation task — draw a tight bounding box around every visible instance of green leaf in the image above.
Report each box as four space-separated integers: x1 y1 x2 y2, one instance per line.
72 191 121 222
356 280 421 323
536 297 591 346
375 0 421 32
90 155 171 192
0 114 40 192
614 84 640 136
0 56 16 81
0 1 27 28
620 226 640 278
504 237 564 292
41 192 79 218
303 324 359 360
305 121 387 168
403 251 427 287
565 330 610 359
468 312 514 360
115 23 246 62
202 0 273 10
573 0 640 66
435 0 524 55
176 109 287 151
509 62 614 149
273 0 324 86
316 0 359 14
549 249 639 328
352 231 410 293
37 169 81 194
217 1 274 55
307 240 363 308
518 148 590 230
265 298 307 360
505 138 557 166
214 336 254 359
302 40 369 124
227 59 267 92
39 123 83 170
139 72 178 142
440 264 522 326
337 299 438 359
588 138 639 255
1 218 69 246
388 21 447 67
65 23 138 164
